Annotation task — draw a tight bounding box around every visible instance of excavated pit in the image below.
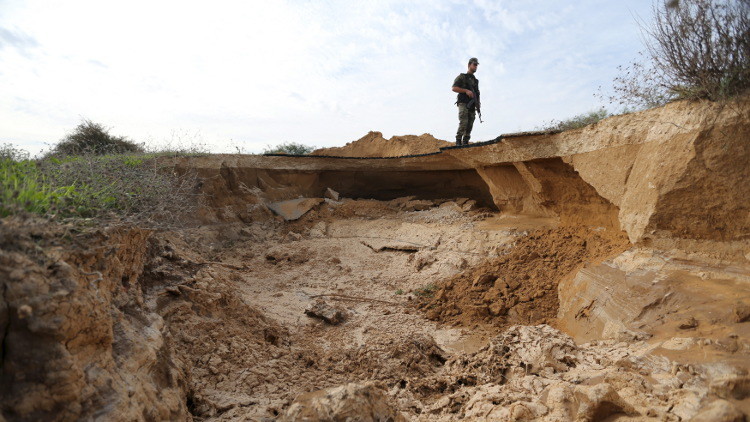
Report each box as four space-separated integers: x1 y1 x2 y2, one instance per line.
2 99 750 421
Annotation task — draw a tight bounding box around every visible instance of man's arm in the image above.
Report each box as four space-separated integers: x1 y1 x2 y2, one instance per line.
452 86 475 98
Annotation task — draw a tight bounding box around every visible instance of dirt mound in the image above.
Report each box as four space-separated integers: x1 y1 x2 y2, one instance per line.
312 131 452 157
418 226 629 328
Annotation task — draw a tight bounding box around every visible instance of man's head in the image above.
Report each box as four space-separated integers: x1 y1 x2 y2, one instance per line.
468 57 479 74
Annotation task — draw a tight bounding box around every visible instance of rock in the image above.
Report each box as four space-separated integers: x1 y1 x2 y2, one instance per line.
267 198 324 221
473 273 498 288
281 382 406 422
324 187 340 201
285 232 302 242
17 304 32 319
661 337 697 351
573 383 638 421
710 374 750 400
309 222 327 238
679 316 699 329
304 299 347 325
615 329 652 342
691 399 745 422
403 199 434 211
733 302 750 323
461 200 478 211
360 239 421 252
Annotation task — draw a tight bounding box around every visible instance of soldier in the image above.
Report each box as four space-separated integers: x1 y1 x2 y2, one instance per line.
452 57 480 146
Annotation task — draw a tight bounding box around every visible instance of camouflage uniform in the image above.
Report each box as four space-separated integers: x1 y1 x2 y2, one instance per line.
453 72 479 145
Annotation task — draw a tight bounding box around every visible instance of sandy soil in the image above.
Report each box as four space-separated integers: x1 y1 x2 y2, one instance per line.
2 99 749 421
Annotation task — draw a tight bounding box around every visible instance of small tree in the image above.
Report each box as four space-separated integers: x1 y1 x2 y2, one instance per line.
609 0 749 108
49 119 144 156
262 142 315 155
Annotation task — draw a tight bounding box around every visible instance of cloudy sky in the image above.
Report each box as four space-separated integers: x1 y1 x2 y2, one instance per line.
1 0 654 156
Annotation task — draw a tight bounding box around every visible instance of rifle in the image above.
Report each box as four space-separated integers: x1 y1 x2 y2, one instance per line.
466 89 483 123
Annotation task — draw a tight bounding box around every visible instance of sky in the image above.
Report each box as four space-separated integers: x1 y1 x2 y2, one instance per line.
0 0 655 156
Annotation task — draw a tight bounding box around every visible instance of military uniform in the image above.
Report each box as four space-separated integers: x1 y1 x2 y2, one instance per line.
453 72 479 146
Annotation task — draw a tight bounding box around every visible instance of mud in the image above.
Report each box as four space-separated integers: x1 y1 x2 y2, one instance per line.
2 98 750 421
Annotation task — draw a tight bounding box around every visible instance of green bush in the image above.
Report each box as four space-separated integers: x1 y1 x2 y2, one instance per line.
263 142 316 155
49 119 145 156
539 108 610 132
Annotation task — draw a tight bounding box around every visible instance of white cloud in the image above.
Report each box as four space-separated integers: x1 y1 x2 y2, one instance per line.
0 0 653 156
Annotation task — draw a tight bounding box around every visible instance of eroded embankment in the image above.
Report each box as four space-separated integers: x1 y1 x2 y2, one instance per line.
2 99 750 421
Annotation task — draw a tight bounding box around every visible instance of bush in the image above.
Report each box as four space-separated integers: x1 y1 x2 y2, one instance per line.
36 154 200 226
49 119 145 156
539 108 610 132
0 143 30 161
609 0 750 108
263 142 315 155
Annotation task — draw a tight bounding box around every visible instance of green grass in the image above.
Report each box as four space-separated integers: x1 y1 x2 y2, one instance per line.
539 108 611 132
1 152 200 225
1 159 63 217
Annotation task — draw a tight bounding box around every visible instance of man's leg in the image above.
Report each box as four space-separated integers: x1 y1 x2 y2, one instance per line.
464 108 476 144
456 103 469 145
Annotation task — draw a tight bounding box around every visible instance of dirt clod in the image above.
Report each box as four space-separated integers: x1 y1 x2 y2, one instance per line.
304 299 348 325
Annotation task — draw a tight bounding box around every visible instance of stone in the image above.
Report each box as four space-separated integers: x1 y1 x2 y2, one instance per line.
733 302 750 323
304 299 347 325
691 399 745 422
281 382 406 422
324 187 340 201
461 200 478 211
473 273 498 288
678 316 699 329
267 198 324 221
403 199 434 211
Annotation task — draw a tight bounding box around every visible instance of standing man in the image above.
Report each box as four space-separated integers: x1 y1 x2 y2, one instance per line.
452 57 480 146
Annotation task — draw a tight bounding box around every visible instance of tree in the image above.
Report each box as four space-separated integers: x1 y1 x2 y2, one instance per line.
610 0 749 108
262 142 316 155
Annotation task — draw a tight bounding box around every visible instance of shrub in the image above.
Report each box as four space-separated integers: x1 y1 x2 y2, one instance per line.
49 119 145 156
263 142 316 155
0 143 30 161
36 154 201 226
539 108 610 132
609 0 750 108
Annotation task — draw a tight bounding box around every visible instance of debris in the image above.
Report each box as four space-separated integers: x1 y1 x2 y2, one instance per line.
267 198 324 221
17 304 32 319
281 382 406 422
360 238 423 252
678 316 699 329
304 299 348 324
403 199 434 211
733 302 750 323
324 187 340 201
461 199 477 211
691 399 745 422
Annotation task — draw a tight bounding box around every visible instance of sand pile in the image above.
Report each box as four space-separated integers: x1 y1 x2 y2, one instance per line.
311 131 452 157
418 226 630 329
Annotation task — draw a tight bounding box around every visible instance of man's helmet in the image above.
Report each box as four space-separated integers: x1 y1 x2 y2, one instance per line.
468 57 479 65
